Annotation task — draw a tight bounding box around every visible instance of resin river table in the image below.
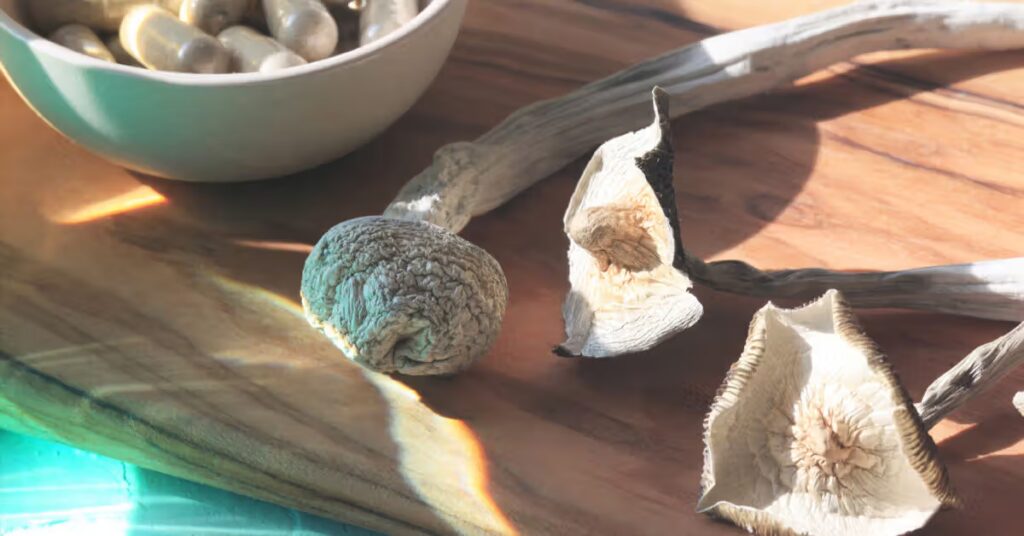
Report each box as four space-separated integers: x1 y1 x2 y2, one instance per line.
2 1 1023 534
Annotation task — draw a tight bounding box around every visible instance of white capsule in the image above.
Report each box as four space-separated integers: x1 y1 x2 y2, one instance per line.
120 5 231 73
359 0 418 46
49 24 115 62
29 0 183 33
218 25 307 73
106 35 144 66
179 0 253 35
263 0 339 61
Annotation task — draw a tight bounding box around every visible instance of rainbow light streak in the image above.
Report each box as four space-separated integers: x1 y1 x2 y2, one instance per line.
198 271 516 532
16 339 145 365
54 186 166 224
233 239 315 254
364 372 518 535
201 271 305 319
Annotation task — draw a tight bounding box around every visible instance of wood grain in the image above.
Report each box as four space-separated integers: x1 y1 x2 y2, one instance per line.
1 1 1023 534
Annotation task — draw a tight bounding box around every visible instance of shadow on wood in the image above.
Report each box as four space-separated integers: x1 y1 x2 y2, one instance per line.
3 1 1024 533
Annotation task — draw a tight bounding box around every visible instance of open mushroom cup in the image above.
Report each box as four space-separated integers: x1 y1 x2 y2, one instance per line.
557 89 703 358
698 290 958 536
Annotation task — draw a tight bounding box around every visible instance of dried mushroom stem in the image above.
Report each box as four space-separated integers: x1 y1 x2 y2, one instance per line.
309 0 1024 373
687 257 1024 323
386 0 1024 232
916 321 1024 429
559 91 1023 358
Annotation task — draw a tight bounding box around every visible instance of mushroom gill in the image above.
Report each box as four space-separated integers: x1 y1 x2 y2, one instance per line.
698 290 957 536
557 88 702 358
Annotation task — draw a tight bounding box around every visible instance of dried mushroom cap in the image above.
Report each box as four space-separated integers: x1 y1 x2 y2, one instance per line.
301 216 508 375
699 290 957 536
557 88 702 357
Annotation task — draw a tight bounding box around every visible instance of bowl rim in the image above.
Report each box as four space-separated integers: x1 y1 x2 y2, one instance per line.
0 0 460 86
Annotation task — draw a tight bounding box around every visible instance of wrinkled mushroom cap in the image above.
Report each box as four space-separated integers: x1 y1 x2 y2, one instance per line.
558 88 702 358
301 216 508 375
699 290 957 536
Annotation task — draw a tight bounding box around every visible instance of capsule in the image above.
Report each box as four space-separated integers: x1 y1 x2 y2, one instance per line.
29 0 183 33
106 35 143 66
326 1 360 55
359 0 418 46
218 26 307 73
120 5 231 73
179 0 253 35
49 24 115 62
263 0 338 61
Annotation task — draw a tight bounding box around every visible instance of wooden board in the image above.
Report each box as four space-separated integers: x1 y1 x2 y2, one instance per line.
2 1 1024 534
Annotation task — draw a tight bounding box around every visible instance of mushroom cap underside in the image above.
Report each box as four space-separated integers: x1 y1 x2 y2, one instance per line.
559 88 702 358
699 290 957 536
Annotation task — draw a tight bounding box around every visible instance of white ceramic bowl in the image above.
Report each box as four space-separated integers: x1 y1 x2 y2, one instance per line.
0 0 466 182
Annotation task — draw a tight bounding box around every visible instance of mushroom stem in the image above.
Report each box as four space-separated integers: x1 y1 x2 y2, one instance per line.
559 91 1023 358
385 0 1024 232
1014 391 1024 416
916 321 1024 429
687 257 1024 323
313 0 1024 371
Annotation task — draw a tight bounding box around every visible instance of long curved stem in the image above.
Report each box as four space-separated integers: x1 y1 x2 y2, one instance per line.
385 0 1024 231
917 321 1024 428
687 257 1024 322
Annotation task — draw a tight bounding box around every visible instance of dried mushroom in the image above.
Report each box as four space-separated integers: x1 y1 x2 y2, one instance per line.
558 89 702 357
1015 391 1024 417
699 290 957 536
916 321 1024 428
558 91 1023 358
302 217 507 376
307 1 1024 373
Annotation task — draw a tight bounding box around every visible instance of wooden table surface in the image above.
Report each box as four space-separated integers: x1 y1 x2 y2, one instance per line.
2 1 1024 534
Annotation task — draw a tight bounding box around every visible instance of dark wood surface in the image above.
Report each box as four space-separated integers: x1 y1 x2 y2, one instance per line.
2 1 1023 534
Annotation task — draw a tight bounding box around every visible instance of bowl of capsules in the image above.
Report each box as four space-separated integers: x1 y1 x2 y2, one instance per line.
0 0 466 181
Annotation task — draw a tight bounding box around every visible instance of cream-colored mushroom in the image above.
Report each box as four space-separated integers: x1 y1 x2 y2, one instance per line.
559 90 1023 357
307 0 1024 374
558 89 702 357
699 290 957 536
699 290 1024 535
301 217 507 376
